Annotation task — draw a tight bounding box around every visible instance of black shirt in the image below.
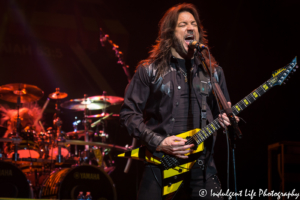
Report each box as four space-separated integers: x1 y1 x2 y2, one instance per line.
172 58 201 135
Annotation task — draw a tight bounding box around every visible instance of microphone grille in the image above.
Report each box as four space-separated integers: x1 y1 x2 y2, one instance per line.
189 40 198 48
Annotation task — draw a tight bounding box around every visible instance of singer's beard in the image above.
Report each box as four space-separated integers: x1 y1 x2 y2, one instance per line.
173 36 194 59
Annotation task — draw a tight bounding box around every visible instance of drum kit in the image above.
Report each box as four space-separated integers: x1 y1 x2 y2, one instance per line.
0 83 128 199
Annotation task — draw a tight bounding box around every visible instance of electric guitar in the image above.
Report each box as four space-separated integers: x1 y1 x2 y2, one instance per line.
118 57 298 200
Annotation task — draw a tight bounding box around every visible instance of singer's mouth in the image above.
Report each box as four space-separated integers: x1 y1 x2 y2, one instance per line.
184 35 194 46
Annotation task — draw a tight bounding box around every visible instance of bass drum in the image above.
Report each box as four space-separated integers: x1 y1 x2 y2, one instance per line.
0 161 33 198
40 164 117 200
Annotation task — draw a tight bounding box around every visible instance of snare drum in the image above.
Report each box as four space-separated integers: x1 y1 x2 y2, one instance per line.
39 165 117 199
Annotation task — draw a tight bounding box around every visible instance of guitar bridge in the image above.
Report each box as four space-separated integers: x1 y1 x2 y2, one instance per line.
161 155 181 170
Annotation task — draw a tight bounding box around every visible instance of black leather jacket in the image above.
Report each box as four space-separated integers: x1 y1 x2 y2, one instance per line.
120 56 230 154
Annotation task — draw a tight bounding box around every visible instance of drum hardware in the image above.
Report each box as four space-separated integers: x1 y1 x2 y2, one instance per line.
48 87 70 163
90 113 113 128
66 130 94 138
57 140 129 152
38 97 50 133
0 137 22 143
82 94 92 161
86 112 120 119
72 117 81 156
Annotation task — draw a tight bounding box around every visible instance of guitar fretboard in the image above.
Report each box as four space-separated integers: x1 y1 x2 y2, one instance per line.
190 78 275 145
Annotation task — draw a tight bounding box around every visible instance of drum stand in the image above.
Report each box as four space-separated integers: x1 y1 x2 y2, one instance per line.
72 117 81 156
82 94 91 161
12 86 23 161
53 98 64 163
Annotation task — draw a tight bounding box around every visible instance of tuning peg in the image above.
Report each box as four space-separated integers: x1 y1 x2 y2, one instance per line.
283 82 286 85
296 65 299 69
293 69 297 72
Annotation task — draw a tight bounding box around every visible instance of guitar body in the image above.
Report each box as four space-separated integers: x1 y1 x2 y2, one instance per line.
118 128 205 200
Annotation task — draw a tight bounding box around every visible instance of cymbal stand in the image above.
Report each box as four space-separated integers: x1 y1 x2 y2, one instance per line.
99 91 112 169
72 117 81 156
13 86 22 161
53 94 64 163
83 94 91 160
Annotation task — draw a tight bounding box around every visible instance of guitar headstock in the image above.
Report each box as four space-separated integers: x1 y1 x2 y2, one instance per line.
269 57 298 87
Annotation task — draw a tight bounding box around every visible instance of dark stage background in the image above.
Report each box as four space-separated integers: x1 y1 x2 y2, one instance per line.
0 0 300 199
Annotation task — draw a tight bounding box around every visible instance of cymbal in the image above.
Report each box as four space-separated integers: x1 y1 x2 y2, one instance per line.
60 98 111 111
0 83 44 103
66 130 94 137
86 112 119 119
49 88 68 99
88 95 124 106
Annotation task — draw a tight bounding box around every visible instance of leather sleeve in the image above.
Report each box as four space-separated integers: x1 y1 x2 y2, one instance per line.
120 65 166 152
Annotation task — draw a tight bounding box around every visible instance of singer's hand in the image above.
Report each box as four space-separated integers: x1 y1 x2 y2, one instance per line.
156 136 194 159
218 102 240 128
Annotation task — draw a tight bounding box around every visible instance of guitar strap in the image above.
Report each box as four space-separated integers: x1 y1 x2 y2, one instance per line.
198 69 218 180
199 71 209 129
198 70 209 177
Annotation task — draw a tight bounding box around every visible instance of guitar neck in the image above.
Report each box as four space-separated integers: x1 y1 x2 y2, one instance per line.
193 79 274 144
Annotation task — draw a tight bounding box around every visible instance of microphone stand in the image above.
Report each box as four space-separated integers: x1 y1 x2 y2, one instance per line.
99 28 135 173
195 48 242 197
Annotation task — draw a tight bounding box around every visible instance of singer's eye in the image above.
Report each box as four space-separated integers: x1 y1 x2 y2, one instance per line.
178 22 187 27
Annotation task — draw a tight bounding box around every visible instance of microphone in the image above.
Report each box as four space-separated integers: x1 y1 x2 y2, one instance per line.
189 40 208 49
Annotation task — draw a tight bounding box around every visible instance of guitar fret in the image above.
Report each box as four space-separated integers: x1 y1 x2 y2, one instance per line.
238 101 246 109
209 123 217 131
212 120 221 129
197 132 204 141
197 131 205 140
234 104 242 113
205 126 213 135
256 87 265 95
202 129 209 137
245 96 252 104
242 98 250 107
195 132 201 141
193 134 200 144
232 109 238 116
247 95 255 102
232 106 238 114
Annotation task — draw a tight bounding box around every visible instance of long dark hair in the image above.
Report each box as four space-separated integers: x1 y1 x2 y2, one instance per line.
137 3 217 77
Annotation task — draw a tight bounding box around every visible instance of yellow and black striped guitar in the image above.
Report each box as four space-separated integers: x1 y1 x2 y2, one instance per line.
118 57 298 200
